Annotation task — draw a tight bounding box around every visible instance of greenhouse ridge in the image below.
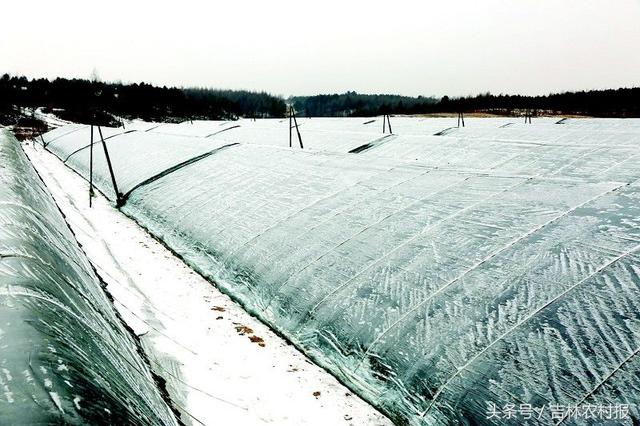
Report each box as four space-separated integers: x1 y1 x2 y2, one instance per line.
30 116 640 424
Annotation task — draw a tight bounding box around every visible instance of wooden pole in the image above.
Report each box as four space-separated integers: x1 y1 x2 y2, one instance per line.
97 126 123 206
289 107 293 148
386 115 393 134
525 110 533 124
457 111 465 127
89 125 94 207
292 109 304 149
383 115 387 133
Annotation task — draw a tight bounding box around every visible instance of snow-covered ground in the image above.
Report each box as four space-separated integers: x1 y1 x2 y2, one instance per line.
23 140 391 426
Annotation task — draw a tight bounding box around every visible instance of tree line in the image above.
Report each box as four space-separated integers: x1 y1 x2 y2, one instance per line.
289 92 439 116
290 88 640 117
436 88 640 117
0 74 287 126
2 73 639 127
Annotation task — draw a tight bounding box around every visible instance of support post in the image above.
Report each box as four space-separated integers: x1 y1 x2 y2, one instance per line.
386 114 393 134
383 115 387 134
289 107 293 148
292 109 304 149
97 126 123 207
89 125 95 207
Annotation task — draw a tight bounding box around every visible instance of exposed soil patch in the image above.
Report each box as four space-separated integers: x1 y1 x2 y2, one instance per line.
234 325 254 335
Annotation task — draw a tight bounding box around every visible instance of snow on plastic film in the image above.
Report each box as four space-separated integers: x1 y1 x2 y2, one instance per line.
0 130 178 425
47 119 640 425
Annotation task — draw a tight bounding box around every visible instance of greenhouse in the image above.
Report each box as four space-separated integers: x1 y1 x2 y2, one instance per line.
0 130 178 425
35 118 640 425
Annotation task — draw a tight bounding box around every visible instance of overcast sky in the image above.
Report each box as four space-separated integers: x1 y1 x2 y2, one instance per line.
2 0 639 97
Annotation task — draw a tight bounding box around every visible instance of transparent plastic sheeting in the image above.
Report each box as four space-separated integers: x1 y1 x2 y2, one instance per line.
208 124 391 153
50 119 640 425
206 117 527 152
45 122 166 162
46 125 131 161
0 130 177 425
447 123 640 146
147 120 239 137
64 131 235 200
224 117 524 137
559 118 640 131
40 123 86 146
362 134 640 182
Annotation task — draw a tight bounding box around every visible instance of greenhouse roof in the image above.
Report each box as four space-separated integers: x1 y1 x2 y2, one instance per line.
39 118 640 424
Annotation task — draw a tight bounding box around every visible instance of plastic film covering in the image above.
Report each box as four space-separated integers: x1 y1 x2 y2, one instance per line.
40 123 87 146
209 126 386 152
147 120 238 137
45 123 164 162
0 130 177 425
122 121 164 132
207 118 524 152
362 134 640 182
559 118 640 131
286 117 523 136
62 130 236 200
205 118 571 154
447 123 640 146
53 119 640 424
46 125 132 161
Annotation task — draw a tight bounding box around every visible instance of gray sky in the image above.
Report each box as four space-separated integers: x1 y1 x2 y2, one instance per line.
2 0 640 97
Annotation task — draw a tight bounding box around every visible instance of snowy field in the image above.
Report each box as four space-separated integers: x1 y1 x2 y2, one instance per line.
25 116 640 425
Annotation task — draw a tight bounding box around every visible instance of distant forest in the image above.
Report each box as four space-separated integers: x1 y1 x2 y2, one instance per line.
291 88 640 117
0 74 286 126
2 74 640 129
290 92 439 116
